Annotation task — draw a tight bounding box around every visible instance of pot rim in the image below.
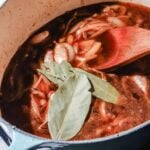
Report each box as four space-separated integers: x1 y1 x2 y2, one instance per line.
0 117 149 144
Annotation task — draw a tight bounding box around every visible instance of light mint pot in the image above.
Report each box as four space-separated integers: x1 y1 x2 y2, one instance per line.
0 0 149 150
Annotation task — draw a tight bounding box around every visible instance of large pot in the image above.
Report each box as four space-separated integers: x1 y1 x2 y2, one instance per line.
0 0 150 149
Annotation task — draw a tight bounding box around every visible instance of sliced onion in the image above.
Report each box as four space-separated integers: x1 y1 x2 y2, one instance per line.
38 104 49 130
79 40 95 54
39 76 50 94
69 21 86 33
54 43 68 63
39 99 47 107
99 102 107 117
31 88 46 99
89 26 111 38
85 42 102 58
131 75 148 95
66 34 74 44
44 50 54 63
33 75 43 89
107 17 125 27
76 23 101 36
30 94 42 121
73 43 79 54
76 23 110 39
62 43 75 62
103 5 126 16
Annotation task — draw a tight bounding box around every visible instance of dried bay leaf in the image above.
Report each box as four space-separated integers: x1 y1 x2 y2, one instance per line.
75 68 119 104
38 61 74 85
38 61 120 104
48 74 91 140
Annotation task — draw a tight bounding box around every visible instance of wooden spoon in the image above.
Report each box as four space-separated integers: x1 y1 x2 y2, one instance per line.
95 27 150 71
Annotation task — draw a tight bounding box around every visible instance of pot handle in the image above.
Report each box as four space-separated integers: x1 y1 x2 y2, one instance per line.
0 118 68 150
10 129 69 150
9 129 46 150
0 118 46 150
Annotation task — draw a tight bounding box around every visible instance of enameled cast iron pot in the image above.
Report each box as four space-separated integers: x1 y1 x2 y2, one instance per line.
0 0 150 149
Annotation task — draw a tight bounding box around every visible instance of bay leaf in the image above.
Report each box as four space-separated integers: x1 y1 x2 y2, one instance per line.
75 68 119 104
48 74 91 140
38 61 74 85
